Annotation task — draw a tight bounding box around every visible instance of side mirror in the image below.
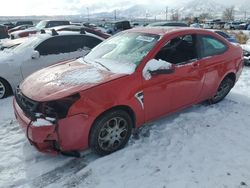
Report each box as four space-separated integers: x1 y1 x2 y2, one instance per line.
143 59 175 80
31 51 40 59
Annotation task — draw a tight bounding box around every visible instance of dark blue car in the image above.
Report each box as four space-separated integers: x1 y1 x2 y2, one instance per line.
214 30 238 43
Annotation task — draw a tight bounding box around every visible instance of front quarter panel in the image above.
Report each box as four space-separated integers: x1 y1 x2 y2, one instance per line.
60 73 144 151
69 72 144 127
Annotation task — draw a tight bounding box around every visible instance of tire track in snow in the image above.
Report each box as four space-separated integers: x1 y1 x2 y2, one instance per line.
31 158 88 188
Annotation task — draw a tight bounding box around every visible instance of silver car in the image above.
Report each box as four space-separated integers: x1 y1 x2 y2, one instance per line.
0 31 103 98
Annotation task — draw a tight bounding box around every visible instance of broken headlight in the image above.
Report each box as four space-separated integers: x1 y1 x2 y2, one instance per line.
40 93 80 119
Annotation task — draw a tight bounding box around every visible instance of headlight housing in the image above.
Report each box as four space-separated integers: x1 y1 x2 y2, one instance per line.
39 93 80 119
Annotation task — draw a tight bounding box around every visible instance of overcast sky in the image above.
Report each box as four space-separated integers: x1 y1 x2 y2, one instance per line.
0 0 245 16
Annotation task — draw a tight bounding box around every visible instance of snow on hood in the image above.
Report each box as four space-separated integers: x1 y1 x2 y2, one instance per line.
82 57 137 75
20 59 127 101
143 59 172 80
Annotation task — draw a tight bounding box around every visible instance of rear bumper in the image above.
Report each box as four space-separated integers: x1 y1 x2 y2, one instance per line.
13 98 92 154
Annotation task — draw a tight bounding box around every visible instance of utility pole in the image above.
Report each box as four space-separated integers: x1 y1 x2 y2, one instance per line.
87 7 89 22
114 10 117 21
165 6 168 21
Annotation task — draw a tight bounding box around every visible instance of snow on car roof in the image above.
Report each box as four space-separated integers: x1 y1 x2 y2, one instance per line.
127 27 211 36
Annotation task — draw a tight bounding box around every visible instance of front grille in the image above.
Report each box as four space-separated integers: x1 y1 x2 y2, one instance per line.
15 86 39 120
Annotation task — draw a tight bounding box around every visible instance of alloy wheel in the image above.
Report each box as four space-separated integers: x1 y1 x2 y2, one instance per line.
98 117 129 152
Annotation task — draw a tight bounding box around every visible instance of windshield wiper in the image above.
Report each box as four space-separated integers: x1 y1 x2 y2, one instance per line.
94 60 110 71
82 58 110 71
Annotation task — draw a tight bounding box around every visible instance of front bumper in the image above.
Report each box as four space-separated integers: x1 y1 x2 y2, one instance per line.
14 98 92 154
14 98 58 154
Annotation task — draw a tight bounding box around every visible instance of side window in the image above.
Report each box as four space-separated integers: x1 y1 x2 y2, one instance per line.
200 35 227 58
68 35 85 52
35 36 71 56
155 34 198 65
83 35 102 49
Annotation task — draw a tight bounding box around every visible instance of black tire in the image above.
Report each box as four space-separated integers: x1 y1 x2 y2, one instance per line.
89 110 133 156
0 78 11 99
208 77 234 104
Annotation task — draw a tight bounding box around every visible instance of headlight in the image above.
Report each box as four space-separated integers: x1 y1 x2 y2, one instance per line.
39 93 80 119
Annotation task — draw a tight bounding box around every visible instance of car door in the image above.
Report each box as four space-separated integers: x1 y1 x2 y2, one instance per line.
143 34 206 122
196 35 229 100
20 36 71 78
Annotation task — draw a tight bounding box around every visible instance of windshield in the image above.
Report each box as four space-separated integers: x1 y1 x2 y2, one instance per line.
35 21 47 30
84 32 160 70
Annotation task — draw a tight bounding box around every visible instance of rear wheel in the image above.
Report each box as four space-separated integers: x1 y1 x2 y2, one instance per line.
209 77 234 104
89 110 133 156
0 78 11 99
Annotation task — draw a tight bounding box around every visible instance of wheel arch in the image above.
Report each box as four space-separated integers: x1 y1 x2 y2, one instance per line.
92 105 136 129
88 105 136 149
223 72 236 86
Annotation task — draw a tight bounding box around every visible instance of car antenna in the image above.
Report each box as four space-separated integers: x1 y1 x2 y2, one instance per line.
80 28 86 34
51 29 58 36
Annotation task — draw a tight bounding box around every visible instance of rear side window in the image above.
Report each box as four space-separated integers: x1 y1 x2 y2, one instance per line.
35 35 102 56
84 35 102 49
199 35 227 58
68 35 85 51
35 36 71 55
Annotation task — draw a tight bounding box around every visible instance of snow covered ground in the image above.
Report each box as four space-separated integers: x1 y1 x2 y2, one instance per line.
1 67 250 188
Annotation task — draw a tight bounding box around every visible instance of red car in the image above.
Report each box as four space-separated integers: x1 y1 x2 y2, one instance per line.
14 28 243 156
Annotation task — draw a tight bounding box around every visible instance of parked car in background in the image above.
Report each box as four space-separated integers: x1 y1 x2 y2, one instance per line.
0 24 9 39
190 23 202 28
213 21 226 29
0 31 103 98
241 40 250 65
0 37 27 50
104 20 131 35
147 21 188 27
50 25 111 39
243 50 250 65
211 30 238 43
3 22 15 29
203 21 215 29
10 20 70 39
8 25 34 33
15 21 33 26
13 27 243 156
225 21 244 30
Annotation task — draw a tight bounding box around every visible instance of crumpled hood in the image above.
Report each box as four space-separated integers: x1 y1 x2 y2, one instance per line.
20 59 126 101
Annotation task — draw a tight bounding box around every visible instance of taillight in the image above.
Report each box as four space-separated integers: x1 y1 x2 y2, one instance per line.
19 32 29 38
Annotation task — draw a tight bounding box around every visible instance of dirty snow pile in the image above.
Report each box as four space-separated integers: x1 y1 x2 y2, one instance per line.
1 68 250 188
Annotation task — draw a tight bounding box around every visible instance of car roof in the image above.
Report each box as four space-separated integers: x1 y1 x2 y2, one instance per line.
126 27 213 36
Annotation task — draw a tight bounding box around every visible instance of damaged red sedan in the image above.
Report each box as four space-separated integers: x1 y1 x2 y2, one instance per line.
14 28 243 156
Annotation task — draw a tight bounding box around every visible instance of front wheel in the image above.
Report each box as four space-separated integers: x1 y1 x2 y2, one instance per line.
0 78 11 99
89 110 133 156
209 77 234 104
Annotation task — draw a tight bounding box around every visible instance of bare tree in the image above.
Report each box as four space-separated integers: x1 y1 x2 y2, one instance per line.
222 6 235 21
199 13 213 21
171 9 179 21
